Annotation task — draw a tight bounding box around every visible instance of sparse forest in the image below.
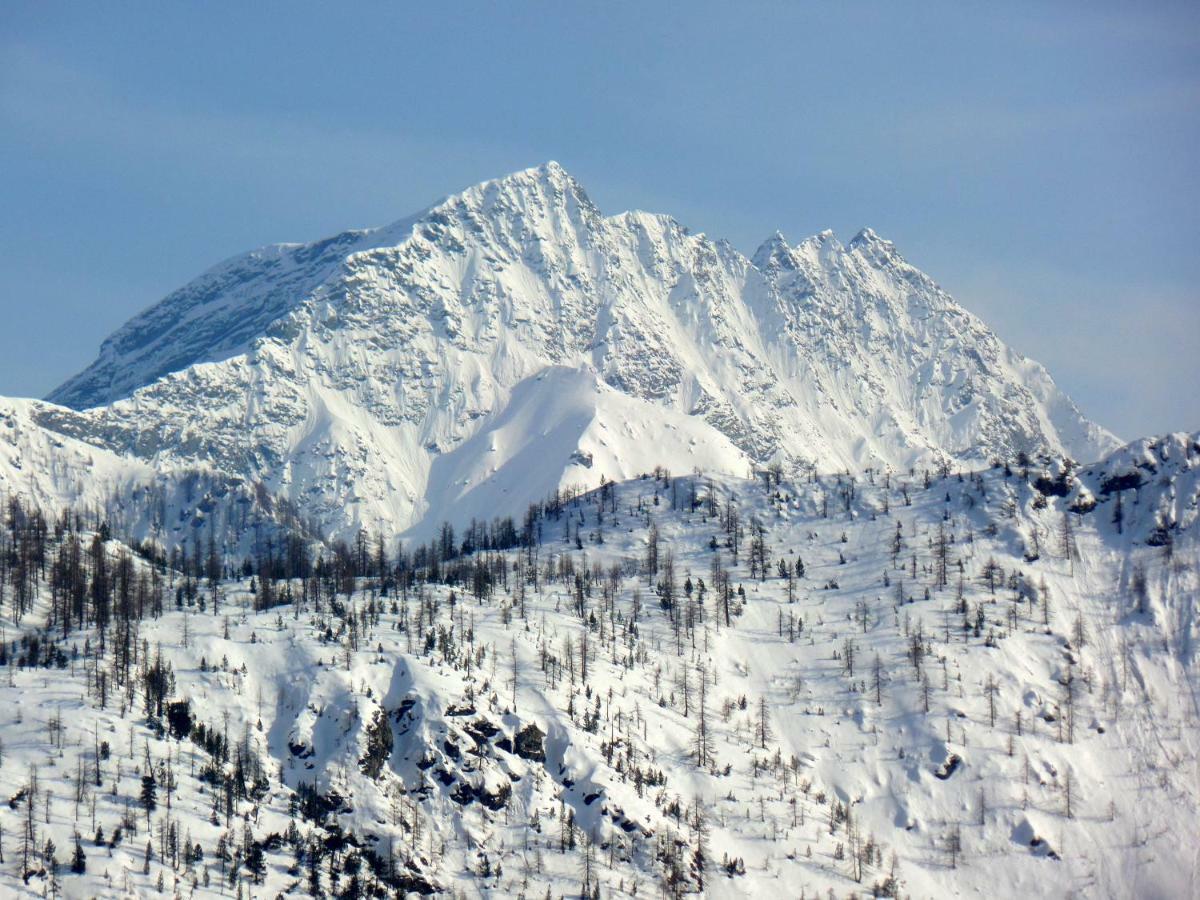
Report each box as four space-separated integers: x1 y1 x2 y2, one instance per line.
0 438 1194 898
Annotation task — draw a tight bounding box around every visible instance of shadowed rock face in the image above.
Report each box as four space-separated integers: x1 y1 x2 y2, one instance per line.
515 724 546 762
4 163 1118 542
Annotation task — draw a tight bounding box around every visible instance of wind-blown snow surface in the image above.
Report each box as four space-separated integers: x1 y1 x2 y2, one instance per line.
19 162 1117 542
0 452 1195 898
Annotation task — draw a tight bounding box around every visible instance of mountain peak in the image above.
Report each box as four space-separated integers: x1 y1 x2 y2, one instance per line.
427 160 601 234
42 163 1118 540
848 226 899 259
849 226 882 244
490 159 574 189
451 160 587 204
752 231 793 272
796 228 839 249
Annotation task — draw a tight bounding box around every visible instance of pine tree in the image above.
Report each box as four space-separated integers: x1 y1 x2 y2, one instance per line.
946 824 962 869
842 637 856 678
70 832 85 874
1058 512 1076 575
689 796 710 890
140 774 158 828
693 667 714 768
1131 564 1149 615
509 638 520 711
984 673 999 728
755 696 772 749
934 522 949 588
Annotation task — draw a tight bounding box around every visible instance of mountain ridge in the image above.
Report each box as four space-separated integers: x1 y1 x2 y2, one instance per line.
10 162 1122 542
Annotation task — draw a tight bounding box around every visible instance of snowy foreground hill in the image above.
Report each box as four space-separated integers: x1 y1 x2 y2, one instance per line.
1 163 1118 546
0 438 1195 899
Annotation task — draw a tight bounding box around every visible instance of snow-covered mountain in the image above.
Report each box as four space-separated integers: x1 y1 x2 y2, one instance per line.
11 162 1116 543
1 163 1197 900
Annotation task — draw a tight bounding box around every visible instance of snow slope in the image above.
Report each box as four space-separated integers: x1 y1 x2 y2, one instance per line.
0 447 1194 898
14 163 1118 542
0 397 310 551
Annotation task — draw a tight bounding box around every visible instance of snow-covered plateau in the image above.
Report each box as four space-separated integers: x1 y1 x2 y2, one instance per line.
0 164 1194 899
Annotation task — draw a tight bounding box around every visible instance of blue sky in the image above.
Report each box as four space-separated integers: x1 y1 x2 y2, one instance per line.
1 1 1197 439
